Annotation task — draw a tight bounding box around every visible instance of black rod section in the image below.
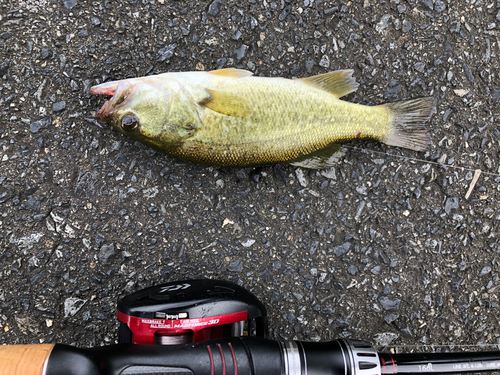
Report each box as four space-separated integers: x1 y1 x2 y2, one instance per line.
380 351 500 374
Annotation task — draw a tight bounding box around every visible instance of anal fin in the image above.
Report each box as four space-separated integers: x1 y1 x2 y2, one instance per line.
288 143 345 169
299 70 358 99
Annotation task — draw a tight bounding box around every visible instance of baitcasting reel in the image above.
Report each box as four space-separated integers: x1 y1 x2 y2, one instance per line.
116 279 268 345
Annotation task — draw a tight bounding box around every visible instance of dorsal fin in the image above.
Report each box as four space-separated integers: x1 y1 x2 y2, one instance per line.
299 69 358 99
199 89 252 118
208 68 253 78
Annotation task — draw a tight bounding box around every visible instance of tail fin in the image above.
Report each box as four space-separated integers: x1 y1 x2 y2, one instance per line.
381 97 435 151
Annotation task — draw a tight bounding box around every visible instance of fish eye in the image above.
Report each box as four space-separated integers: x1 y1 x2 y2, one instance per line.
121 115 139 131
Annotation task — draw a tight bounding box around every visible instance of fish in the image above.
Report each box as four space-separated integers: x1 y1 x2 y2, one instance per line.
90 68 434 169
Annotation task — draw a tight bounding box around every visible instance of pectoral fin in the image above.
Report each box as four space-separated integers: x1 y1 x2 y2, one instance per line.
199 89 252 118
300 70 359 99
288 143 345 169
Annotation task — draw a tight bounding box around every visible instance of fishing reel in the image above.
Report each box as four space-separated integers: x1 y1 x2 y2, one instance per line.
116 279 268 345
110 280 500 375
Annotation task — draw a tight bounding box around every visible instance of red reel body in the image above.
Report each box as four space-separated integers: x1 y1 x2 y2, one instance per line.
117 279 268 344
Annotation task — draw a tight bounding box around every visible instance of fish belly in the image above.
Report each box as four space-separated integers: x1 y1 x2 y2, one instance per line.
175 77 390 167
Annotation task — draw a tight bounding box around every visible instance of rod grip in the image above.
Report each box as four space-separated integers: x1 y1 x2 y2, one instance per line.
0 344 55 375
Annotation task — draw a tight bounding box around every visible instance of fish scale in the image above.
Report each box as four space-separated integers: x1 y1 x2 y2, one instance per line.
91 68 434 169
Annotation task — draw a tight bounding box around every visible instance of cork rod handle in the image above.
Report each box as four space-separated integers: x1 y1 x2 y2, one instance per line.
0 344 55 375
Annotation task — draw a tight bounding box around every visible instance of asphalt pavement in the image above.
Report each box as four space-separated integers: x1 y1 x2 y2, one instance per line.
1 0 500 358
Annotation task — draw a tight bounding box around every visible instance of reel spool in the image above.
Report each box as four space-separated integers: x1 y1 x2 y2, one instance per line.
117 279 268 344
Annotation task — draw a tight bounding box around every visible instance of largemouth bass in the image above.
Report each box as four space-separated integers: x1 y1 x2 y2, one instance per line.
91 68 434 169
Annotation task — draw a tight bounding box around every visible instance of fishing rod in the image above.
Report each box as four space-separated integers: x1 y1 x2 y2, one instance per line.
2 280 500 375
5 336 500 375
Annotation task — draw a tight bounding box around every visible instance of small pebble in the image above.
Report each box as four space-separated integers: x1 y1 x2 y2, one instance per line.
208 0 221 16
53 101 66 114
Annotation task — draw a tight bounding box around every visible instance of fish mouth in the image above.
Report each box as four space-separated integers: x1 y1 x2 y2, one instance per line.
90 81 131 120
90 81 118 97
91 81 118 120
94 98 113 119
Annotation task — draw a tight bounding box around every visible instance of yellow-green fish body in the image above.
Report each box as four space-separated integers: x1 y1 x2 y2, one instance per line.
91 69 433 169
